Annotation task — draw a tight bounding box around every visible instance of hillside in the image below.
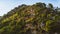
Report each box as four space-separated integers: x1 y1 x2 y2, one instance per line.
0 2 60 34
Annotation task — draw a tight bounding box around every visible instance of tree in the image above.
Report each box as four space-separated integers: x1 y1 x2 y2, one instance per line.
47 3 53 8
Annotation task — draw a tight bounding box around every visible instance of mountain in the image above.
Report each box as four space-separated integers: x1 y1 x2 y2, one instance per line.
0 2 60 34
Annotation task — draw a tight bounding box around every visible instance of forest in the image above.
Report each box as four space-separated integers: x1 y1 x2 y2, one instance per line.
0 2 60 34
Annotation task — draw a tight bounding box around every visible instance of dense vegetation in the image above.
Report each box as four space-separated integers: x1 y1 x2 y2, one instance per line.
0 2 60 34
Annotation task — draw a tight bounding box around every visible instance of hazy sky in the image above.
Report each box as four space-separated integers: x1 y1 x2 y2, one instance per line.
0 0 59 16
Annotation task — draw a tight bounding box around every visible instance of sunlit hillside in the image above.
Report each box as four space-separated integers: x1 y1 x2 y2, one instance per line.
0 2 60 34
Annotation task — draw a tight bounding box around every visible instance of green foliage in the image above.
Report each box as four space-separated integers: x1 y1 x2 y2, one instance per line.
0 2 60 34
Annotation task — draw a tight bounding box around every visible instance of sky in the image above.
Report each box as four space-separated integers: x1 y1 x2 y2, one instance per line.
0 0 59 16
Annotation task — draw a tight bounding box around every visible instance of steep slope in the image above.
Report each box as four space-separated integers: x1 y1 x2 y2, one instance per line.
0 2 60 34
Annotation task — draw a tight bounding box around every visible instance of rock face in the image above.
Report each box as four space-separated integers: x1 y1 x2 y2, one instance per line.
0 2 60 34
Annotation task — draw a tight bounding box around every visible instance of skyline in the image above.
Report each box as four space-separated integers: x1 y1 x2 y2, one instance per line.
0 0 59 16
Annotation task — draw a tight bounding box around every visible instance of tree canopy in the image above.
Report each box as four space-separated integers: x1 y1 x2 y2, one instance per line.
0 2 60 34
